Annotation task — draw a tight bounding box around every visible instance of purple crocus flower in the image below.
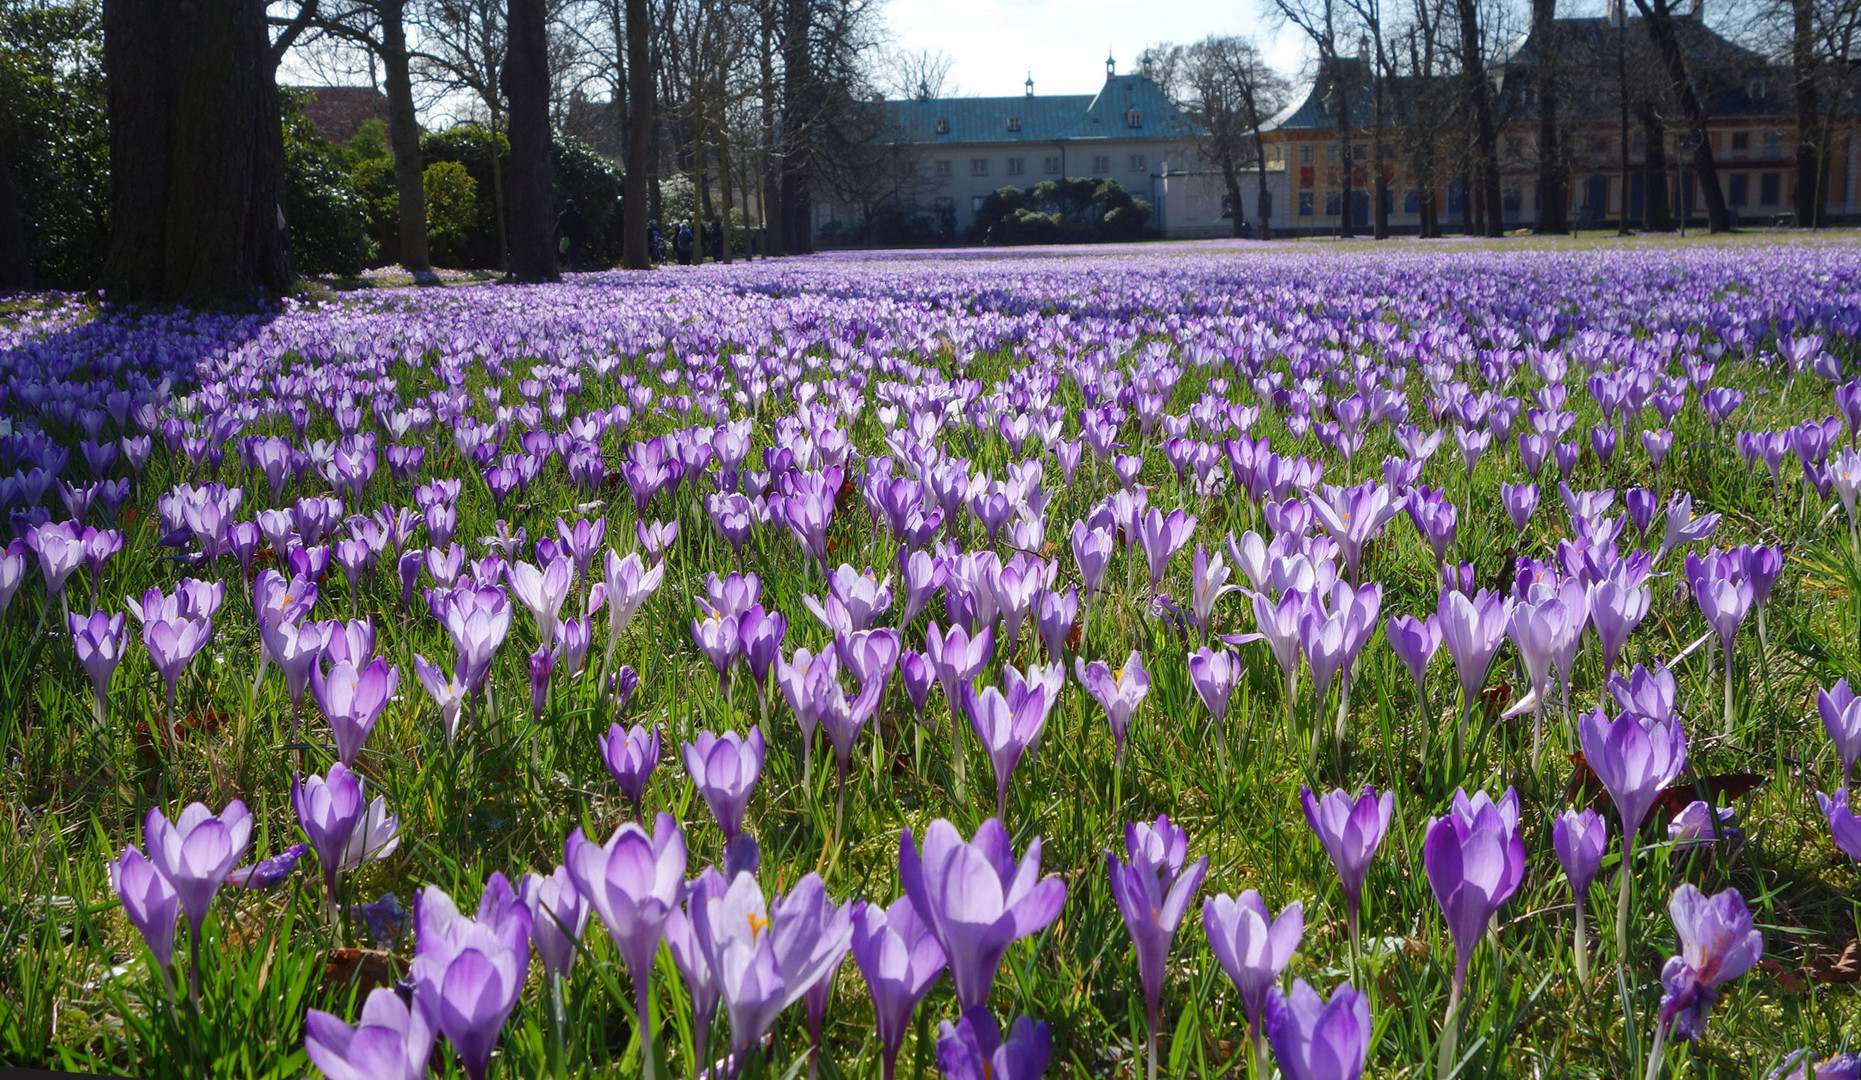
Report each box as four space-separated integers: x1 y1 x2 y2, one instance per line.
68 610 128 727
600 722 661 811
110 845 180 979
683 727 764 840
1817 789 1861 862
1438 587 1512 715
143 800 252 941
1205 890 1303 1077
1553 808 1608 982
1821 680 1861 784
1138 507 1196 594
1773 1051 1861 1080
310 655 398 766
936 1011 1051 1080
736 605 787 694
1188 646 1239 729
1263 979 1370 1080
1657 885 1762 1044
602 549 665 668
409 874 532 1080
1424 788 1524 1001
1299 785 1393 942
777 646 837 782
1071 520 1115 599
1587 577 1651 683
900 549 949 626
1310 482 1404 583
1578 707 1688 840
663 868 728 1074
692 870 855 1061
1107 816 1208 1078
692 601 741 689
1386 612 1441 707
901 649 936 721
962 664 1062 818
519 865 589 982
304 987 435 1080
898 817 1066 1010
292 763 400 897
1074 650 1150 764
1500 482 1538 534
851 896 948 1080
564 814 686 1080
802 889 855 1068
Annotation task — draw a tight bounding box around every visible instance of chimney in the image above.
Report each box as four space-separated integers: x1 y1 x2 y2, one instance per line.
1607 0 1623 25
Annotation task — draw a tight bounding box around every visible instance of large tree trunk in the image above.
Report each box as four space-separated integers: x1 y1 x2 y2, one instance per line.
504 0 556 281
380 0 430 272
758 0 784 256
1791 0 1823 227
0 140 30 290
1639 104 1673 230
1532 0 1566 233
1456 0 1503 237
1635 0 1729 231
102 0 292 302
622 0 653 268
779 0 813 255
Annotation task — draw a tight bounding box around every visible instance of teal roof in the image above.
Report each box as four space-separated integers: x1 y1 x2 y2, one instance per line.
881 75 1205 145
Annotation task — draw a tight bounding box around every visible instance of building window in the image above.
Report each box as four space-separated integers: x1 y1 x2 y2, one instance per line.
935 159 951 178
1298 191 1315 217
1324 190 1340 216
1731 131 1749 153
933 195 954 215
934 117 949 134
1125 109 1143 128
1007 157 1024 176
1043 155 1061 174
1006 116 1021 132
1324 143 1337 162
1764 131 1783 157
1128 153 1146 172
1591 135 1610 155
1220 192 1236 218
1748 77 1767 99
1299 144 1315 164
1728 173 1749 206
1403 188 1420 213
1091 154 1110 173
972 194 987 212
970 158 988 176
1760 171 1780 205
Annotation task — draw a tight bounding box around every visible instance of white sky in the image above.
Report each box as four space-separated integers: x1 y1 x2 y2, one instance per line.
879 0 1317 98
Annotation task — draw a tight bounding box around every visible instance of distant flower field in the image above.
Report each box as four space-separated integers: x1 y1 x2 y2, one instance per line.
4 240 1861 1079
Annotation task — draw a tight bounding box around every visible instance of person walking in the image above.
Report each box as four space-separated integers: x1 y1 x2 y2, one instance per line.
647 220 663 265
675 222 694 265
554 200 588 272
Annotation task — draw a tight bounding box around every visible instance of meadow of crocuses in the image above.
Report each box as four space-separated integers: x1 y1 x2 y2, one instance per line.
6 238 1861 1080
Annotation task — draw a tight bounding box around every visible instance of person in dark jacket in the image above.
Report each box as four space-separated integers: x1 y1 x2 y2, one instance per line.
555 200 588 272
674 223 694 265
705 219 724 261
647 220 663 264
